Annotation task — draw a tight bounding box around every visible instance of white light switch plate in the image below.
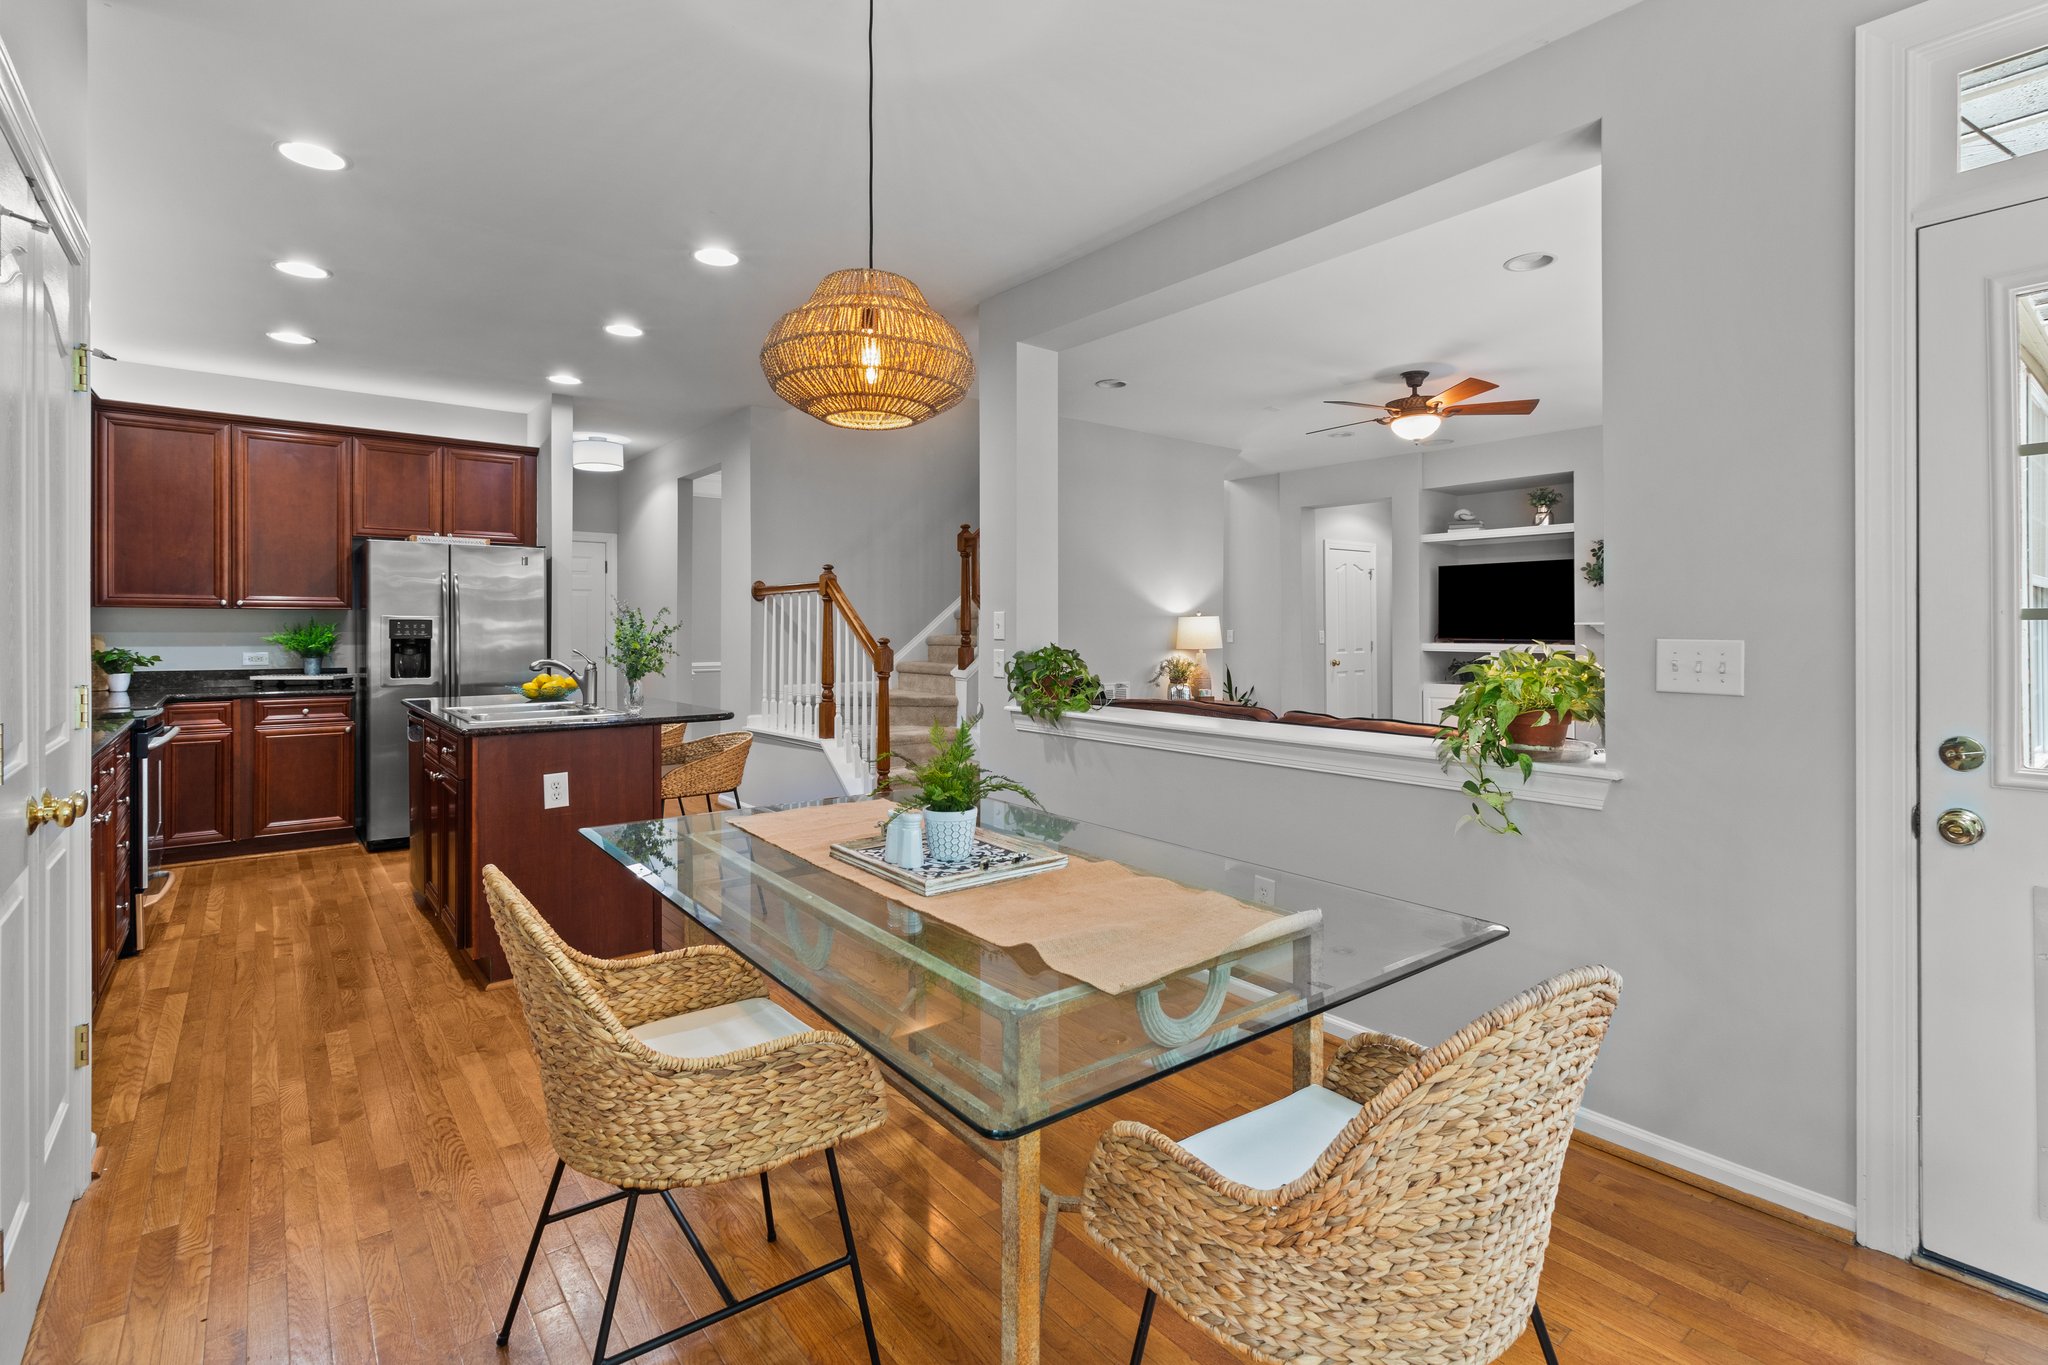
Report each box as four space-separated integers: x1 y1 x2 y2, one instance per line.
1656 639 1745 695
243 651 271 666
993 648 1006 675
991 609 1006 641
543 772 570 809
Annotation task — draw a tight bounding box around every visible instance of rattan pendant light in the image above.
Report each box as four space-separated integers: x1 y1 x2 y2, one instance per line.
759 0 974 430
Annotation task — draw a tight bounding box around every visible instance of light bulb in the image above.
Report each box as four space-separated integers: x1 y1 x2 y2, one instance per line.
1388 412 1442 442
861 339 881 385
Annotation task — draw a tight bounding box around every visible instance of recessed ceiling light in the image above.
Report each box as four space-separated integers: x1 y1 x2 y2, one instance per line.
604 321 644 338
693 247 740 267
277 141 347 171
266 330 315 345
547 372 582 385
1094 378 1127 389
1503 252 1555 272
273 259 330 279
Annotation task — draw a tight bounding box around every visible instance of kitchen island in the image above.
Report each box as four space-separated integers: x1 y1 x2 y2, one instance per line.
406 694 734 984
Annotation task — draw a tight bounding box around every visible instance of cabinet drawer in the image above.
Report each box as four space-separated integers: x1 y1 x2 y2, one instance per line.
254 695 355 727
423 722 465 778
161 700 236 731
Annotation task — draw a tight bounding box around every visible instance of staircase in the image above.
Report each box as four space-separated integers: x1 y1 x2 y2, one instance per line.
885 600 975 771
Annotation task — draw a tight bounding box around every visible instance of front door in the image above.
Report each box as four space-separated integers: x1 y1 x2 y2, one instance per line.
1323 541 1377 717
1919 195 2048 1296
0 142 92 1355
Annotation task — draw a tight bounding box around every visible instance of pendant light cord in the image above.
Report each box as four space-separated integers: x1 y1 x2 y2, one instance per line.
867 0 876 270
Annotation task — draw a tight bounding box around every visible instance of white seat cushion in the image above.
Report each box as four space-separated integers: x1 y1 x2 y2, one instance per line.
629 997 811 1060
1177 1084 1363 1190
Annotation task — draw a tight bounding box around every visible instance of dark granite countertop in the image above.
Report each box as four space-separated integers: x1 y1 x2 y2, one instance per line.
406 694 733 736
91 713 136 757
99 668 362 714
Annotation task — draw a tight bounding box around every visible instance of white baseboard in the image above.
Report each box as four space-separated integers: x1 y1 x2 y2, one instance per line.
1571 1106 1857 1233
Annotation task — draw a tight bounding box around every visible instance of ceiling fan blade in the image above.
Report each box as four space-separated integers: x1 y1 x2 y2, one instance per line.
1441 399 1540 416
1304 417 1387 435
1430 377 1499 408
1322 399 1394 410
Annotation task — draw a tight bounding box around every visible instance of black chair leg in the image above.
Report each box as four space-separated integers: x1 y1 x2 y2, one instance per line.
1530 1301 1561 1365
1129 1289 1157 1365
661 1190 738 1306
760 1170 777 1243
498 1159 566 1346
826 1149 882 1365
591 1192 639 1365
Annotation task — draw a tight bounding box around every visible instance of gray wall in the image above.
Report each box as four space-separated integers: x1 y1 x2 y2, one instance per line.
573 471 622 534
1057 418 1239 696
979 0 1887 1210
690 492 721 669
9 0 85 212
90 361 531 444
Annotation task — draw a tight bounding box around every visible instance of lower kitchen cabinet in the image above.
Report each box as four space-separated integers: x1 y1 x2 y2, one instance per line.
156 695 358 862
90 740 132 1013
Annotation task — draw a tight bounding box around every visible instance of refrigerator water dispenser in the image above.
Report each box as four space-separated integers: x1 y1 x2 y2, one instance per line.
385 616 436 682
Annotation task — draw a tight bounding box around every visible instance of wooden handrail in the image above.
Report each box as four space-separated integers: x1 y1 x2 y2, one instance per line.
956 523 980 671
751 565 894 785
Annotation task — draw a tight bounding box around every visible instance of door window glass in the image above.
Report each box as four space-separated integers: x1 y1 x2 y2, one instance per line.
2018 290 2048 768
1961 46 2048 170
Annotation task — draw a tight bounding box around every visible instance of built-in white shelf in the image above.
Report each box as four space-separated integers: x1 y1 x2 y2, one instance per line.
1420 522 1576 545
1423 638 1590 653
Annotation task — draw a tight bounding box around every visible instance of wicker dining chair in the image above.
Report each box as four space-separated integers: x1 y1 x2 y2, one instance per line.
658 727 753 816
1083 965 1621 1365
482 864 889 1364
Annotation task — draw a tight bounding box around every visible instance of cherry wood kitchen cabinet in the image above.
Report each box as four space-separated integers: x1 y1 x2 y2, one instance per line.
155 695 358 862
94 407 232 607
352 437 442 538
157 701 237 852
233 425 353 609
249 696 356 838
442 445 535 544
89 739 133 1012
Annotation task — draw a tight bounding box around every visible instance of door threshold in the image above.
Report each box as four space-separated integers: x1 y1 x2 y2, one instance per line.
1914 1251 2048 1314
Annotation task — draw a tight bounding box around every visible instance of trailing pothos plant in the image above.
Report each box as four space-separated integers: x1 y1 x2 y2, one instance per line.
1434 646 1604 835
876 712 1041 821
1005 643 1103 725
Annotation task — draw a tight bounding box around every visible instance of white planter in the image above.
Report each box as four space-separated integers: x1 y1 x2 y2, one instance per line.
103 672 131 693
924 808 977 863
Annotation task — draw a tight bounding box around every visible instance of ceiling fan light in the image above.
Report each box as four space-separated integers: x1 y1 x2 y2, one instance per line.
1389 412 1443 442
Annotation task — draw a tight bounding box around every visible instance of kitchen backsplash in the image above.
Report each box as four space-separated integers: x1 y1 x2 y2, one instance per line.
92 607 357 672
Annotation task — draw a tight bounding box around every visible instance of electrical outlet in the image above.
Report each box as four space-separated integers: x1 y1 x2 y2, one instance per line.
1656 639 1746 695
543 772 570 809
992 609 1006 641
1252 875 1276 907
243 651 271 666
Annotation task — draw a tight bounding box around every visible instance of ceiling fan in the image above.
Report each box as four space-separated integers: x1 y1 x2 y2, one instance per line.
1308 369 1540 443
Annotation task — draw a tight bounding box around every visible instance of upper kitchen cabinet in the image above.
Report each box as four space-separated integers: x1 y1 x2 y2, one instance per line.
352 437 442 539
233 426 353 609
94 408 232 607
443 446 535 544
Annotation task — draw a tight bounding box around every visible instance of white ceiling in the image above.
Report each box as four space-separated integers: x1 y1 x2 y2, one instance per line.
86 0 1637 454
1059 167 1603 473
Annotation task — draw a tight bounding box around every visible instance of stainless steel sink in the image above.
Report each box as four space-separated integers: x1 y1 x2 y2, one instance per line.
445 700 617 727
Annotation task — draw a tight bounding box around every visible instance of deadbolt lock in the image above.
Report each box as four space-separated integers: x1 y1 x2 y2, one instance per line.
1937 735 1986 771
1935 808 1985 846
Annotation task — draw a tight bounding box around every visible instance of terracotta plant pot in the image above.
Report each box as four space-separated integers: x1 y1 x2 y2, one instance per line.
1507 710 1571 749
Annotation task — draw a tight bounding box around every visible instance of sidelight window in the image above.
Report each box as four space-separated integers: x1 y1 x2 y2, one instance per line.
1961 45 2048 170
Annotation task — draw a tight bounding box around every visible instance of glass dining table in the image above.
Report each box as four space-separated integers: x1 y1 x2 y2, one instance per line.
585 798 1507 1365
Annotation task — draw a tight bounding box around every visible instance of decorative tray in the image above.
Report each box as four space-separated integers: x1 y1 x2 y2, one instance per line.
829 828 1067 898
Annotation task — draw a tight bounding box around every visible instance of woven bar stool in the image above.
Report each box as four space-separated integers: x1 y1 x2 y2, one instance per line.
483 865 888 1364
1083 965 1622 1365
658 728 752 816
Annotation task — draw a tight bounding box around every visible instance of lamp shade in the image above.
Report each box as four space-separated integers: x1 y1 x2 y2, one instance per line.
1175 614 1223 651
571 438 625 472
760 268 975 430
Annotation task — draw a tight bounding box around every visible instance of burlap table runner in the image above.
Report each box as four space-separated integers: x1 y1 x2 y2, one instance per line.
728 801 1285 995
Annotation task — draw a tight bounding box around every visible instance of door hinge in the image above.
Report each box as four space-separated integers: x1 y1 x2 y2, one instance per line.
73 1023 90 1068
1910 803 1921 838
71 343 89 392
76 685 88 729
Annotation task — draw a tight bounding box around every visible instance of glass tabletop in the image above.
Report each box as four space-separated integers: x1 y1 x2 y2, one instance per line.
584 798 1506 1141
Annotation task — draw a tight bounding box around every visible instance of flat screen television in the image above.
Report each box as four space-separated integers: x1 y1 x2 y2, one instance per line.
1436 560 1575 643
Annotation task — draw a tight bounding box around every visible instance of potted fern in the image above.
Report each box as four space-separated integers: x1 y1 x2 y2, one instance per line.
877 713 1040 863
1435 646 1603 835
264 619 339 675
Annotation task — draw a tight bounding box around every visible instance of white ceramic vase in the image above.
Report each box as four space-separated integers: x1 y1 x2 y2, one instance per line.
924 808 977 863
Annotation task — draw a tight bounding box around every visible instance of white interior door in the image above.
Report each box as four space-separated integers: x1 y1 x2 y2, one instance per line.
0 148 92 1356
568 534 617 707
1919 196 2048 1296
1323 541 1377 717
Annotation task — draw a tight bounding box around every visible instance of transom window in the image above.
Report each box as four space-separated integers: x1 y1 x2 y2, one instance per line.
1960 45 2048 170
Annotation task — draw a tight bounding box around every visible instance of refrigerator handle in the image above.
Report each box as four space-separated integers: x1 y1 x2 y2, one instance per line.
451 572 463 701
440 572 454 700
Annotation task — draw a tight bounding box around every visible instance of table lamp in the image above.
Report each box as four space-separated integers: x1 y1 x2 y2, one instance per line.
1175 613 1224 696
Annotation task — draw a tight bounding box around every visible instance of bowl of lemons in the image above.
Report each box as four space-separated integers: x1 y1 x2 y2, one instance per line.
520 673 581 703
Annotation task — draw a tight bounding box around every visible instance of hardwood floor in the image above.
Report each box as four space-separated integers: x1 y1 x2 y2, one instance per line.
24 844 2048 1364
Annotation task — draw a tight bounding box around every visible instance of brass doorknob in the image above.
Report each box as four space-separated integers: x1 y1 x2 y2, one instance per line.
51 791 87 828
1935 808 1985 845
1330 659 1340 667
25 790 57 832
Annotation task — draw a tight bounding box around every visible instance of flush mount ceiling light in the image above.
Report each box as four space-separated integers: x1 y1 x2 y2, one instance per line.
266 330 315 345
1503 252 1555 272
605 321 644 338
1094 378 1127 389
759 0 974 430
273 259 330 279
277 141 347 171
547 372 582 385
694 246 740 267
571 435 626 472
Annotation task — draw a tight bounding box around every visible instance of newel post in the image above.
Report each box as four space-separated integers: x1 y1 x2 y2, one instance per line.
956 524 979 671
875 636 894 787
817 565 838 740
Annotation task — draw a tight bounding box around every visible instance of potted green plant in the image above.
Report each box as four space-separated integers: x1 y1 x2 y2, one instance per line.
877 712 1040 863
1223 668 1258 707
263 619 339 675
1435 646 1604 835
606 603 682 713
92 647 161 694
1582 538 1605 586
1528 486 1563 526
1157 655 1198 700
1005 643 1103 725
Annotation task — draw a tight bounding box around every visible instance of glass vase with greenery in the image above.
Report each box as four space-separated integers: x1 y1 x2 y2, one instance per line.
92 647 161 691
1528 485 1563 525
606 604 682 711
1005 643 1102 725
1156 655 1199 698
263 619 338 674
1435 646 1604 835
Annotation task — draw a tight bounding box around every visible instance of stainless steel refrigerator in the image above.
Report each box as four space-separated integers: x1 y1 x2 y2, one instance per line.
355 539 549 846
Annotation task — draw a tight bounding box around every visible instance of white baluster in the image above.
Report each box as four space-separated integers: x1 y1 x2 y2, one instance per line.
759 594 770 721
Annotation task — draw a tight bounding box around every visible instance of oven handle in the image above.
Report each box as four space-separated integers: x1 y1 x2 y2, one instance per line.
145 725 181 751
